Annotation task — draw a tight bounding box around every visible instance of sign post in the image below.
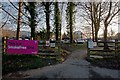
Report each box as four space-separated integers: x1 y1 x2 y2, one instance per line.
87 39 94 59
88 39 94 49
50 40 55 48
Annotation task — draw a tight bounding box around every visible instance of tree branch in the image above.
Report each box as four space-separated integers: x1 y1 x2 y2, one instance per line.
108 8 120 24
2 7 17 20
8 0 30 19
79 14 91 25
104 2 112 23
2 7 29 26
0 15 9 29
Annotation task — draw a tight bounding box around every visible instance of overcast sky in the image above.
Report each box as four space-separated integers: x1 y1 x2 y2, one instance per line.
0 1 119 37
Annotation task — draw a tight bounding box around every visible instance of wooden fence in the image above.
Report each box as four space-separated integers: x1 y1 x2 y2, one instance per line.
2 37 59 57
0 37 2 53
2 37 60 65
87 40 120 59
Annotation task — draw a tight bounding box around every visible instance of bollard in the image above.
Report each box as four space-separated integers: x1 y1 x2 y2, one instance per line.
87 39 94 59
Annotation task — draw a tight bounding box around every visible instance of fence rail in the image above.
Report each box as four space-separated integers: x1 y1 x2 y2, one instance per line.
2 37 59 57
87 40 120 59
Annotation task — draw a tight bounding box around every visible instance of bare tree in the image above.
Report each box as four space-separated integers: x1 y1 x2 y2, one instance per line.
0 15 9 29
16 0 23 40
101 1 120 50
92 2 101 42
78 2 101 42
1 1 29 37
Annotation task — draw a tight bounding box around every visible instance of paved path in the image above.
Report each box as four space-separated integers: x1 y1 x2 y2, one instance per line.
4 50 120 79
22 50 120 79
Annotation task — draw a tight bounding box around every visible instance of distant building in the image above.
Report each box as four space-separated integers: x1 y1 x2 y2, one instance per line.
1 29 16 37
20 31 31 38
73 31 83 40
1 29 31 38
115 33 120 40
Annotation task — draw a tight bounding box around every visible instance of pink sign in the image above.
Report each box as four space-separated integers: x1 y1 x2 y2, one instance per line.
6 40 38 55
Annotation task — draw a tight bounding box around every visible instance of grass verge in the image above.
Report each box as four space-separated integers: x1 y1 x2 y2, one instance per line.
2 42 87 75
2 54 57 75
87 51 120 70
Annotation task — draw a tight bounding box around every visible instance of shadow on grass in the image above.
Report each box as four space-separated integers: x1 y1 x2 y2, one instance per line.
2 54 58 75
87 57 120 70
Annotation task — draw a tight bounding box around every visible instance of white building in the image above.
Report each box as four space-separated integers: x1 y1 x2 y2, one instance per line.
73 31 83 40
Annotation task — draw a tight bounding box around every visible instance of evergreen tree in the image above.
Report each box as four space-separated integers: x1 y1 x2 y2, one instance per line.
26 2 37 40
42 2 52 40
54 1 61 41
66 2 76 43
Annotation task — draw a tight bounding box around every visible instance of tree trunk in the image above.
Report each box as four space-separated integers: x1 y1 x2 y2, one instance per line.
30 15 36 40
31 27 35 40
94 23 98 42
55 23 58 41
92 22 94 41
70 2 73 44
91 2 95 41
104 23 109 50
95 30 98 42
70 14 73 44
70 23 73 43
16 0 23 40
46 12 50 40
27 2 37 40
54 2 59 41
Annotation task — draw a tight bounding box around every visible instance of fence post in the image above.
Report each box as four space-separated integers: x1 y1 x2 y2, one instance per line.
2 37 7 54
115 39 118 65
115 39 118 56
87 40 90 59
31 37 33 40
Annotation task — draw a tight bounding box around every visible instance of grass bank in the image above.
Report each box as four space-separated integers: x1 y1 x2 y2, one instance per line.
2 42 87 75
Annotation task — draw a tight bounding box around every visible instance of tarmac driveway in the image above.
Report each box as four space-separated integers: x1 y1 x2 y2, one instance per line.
3 50 120 79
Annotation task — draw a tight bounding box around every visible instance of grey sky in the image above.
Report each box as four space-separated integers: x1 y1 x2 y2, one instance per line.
0 1 119 36
0 0 120 2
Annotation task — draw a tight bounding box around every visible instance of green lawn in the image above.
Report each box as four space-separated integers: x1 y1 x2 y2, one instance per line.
88 42 120 70
61 43 87 52
88 56 120 70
